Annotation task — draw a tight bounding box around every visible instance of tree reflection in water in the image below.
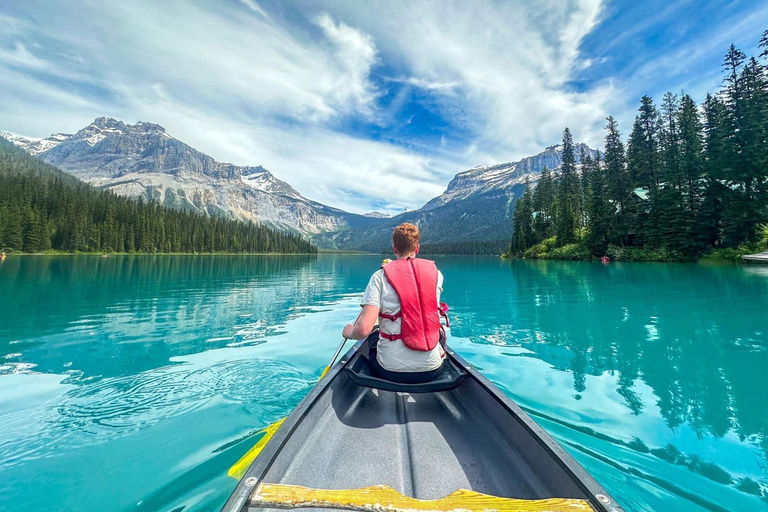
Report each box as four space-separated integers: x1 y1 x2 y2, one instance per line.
444 258 768 502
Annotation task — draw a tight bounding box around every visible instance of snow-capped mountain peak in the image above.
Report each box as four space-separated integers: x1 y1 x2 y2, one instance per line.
240 165 303 199
424 142 596 210
1 131 72 155
3 117 363 235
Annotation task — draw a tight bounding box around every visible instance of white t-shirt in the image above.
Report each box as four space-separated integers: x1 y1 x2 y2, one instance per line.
361 266 445 372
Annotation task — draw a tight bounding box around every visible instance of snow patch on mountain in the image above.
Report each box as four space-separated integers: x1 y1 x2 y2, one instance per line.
4 117 365 235
1 131 71 155
423 143 596 210
240 166 303 200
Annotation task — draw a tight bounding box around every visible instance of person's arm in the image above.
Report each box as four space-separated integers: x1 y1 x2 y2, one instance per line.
342 271 382 339
342 305 380 340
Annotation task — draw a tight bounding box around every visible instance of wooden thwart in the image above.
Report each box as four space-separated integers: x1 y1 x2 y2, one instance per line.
249 483 596 512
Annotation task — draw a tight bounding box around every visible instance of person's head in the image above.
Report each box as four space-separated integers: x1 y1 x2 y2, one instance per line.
392 223 420 258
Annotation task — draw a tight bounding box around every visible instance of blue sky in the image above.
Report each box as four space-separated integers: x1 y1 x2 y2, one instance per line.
0 0 766 213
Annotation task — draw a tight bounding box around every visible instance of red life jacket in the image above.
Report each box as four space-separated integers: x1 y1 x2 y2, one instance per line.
379 257 442 352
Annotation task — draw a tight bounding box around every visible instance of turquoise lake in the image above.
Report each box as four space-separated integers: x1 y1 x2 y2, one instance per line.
1 255 767 511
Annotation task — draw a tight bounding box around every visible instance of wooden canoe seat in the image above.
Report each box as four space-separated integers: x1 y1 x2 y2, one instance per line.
342 352 466 393
249 483 596 512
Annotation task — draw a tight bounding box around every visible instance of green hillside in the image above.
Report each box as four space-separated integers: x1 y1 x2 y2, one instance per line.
0 137 316 254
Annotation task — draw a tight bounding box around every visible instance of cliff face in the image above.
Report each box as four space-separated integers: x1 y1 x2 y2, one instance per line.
7 118 364 234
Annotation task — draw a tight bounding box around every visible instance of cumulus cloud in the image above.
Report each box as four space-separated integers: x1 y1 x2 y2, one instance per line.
0 0 623 213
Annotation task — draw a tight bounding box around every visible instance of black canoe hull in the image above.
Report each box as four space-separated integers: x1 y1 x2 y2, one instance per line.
221 341 625 512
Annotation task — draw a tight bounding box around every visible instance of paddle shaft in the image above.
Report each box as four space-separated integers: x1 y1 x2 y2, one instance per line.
320 307 364 378
324 337 349 374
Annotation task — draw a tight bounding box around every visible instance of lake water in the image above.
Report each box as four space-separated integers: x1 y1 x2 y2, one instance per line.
1 255 767 512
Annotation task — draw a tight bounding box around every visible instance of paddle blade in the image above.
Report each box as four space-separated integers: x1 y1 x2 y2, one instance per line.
319 365 331 379
228 417 286 480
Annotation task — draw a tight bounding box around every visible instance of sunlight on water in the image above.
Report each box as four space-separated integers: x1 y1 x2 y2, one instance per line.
1 255 767 511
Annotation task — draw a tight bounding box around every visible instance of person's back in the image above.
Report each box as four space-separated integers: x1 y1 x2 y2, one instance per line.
342 223 445 383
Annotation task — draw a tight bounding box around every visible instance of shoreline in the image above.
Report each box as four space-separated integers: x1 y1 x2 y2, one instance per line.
0 251 321 257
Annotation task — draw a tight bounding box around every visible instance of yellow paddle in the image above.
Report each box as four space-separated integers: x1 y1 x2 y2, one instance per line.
228 312 361 480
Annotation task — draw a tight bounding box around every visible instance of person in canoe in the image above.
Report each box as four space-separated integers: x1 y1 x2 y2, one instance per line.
342 223 448 384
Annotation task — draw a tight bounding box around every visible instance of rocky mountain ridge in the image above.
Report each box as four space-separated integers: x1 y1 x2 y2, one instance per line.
5 118 596 251
423 143 596 210
4 118 363 234
317 143 598 251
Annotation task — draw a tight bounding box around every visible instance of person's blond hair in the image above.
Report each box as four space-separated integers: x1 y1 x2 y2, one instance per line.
392 223 420 255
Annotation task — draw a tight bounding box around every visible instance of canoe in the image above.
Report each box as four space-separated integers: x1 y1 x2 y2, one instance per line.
221 339 625 512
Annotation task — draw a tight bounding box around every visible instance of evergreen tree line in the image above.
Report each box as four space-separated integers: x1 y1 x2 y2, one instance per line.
0 138 317 254
511 31 768 259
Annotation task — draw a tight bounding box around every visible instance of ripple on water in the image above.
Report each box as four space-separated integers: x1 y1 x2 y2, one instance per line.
0 355 313 469
0 362 37 374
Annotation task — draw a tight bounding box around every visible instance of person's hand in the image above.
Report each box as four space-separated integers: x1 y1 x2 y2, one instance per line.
342 324 355 339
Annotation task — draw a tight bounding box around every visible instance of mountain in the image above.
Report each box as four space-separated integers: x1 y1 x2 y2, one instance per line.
4 118 367 234
319 143 597 252
6 117 596 253
0 131 72 155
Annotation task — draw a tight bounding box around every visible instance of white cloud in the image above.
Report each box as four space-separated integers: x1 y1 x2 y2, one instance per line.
312 0 615 159
314 13 380 119
0 0 618 213
237 0 271 20
116 104 449 214
385 76 461 91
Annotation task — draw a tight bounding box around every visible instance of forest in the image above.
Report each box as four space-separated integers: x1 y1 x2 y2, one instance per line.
510 31 768 261
0 138 317 254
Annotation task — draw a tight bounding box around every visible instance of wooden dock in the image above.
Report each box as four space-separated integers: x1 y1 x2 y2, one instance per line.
743 251 768 264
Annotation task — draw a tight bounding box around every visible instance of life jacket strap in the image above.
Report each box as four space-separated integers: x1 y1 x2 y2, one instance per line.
379 311 402 322
379 331 401 341
439 302 451 328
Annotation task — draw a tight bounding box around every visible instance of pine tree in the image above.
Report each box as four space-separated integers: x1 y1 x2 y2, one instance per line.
532 167 556 240
0 137 317 255
603 116 632 244
22 208 41 252
555 128 579 245
677 94 706 252
627 96 663 247
720 46 768 244
586 152 612 255
37 211 51 251
627 96 662 189
6 211 23 250
88 223 101 251
657 92 688 252
579 147 592 237
660 92 681 187
126 225 135 253
512 179 535 253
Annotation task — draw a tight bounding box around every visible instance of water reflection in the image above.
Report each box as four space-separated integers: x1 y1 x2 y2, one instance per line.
0 255 386 512
1 255 767 511
450 260 767 439
445 258 768 504
0 255 379 379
